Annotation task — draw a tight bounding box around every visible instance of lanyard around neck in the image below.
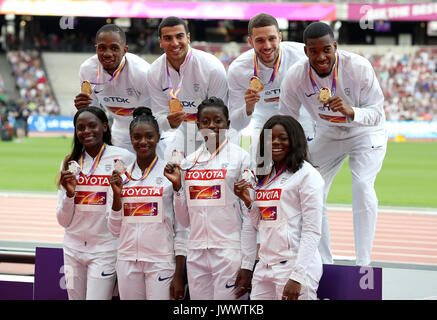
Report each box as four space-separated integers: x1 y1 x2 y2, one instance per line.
253 47 282 86
79 143 106 178
309 52 339 96
166 48 193 99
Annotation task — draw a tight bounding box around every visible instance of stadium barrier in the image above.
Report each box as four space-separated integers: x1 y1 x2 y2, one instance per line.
6 115 437 140
0 247 382 300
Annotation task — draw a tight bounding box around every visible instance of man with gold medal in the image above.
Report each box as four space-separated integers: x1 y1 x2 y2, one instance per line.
279 22 387 267
227 13 314 159
75 24 151 153
145 16 228 162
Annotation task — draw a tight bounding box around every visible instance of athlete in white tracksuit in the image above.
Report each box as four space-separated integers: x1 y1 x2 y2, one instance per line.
279 28 387 266
228 41 314 157
248 161 324 300
107 159 188 300
169 141 257 300
145 47 228 160
56 145 135 300
79 53 151 151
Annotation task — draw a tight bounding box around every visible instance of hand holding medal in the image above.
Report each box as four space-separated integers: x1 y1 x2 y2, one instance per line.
318 87 331 104
169 98 183 113
114 158 127 175
249 76 264 92
81 80 93 95
242 169 257 189
68 160 82 175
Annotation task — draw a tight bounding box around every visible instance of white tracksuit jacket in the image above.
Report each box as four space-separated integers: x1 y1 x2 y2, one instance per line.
145 47 228 133
56 145 135 254
79 53 151 151
279 49 387 266
145 47 228 159
228 41 308 131
173 141 257 270
107 158 188 262
250 161 325 285
279 49 386 135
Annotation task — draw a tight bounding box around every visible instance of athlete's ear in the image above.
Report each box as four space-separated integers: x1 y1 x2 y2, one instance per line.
123 45 128 55
278 32 283 42
304 45 309 58
187 32 191 43
247 36 253 48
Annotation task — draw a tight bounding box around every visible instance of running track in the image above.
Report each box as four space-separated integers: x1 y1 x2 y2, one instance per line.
1 193 437 266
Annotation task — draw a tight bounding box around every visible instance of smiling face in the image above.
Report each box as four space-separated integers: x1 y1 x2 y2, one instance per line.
159 24 190 70
130 122 160 162
248 25 282 68
75 111 107 150
95 31 128 75
268 124 290 169
304 34 337 77
196 106 230 148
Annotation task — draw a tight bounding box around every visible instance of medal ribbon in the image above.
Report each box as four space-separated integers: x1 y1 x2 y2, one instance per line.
123 155 158 184
184 138 228 171
79 143 106 178
91 56 127 86
256 165 285 189
309 52 339 97
167 47 193 100
253 47 282 85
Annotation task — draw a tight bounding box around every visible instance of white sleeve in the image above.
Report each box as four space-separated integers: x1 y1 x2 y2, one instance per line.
239 152 257 270
228 68 251 130
173 184 190 228
351 60 385 127
247 205 261 230
107 209 122 238
289 171 324 285
55 161 75 228
145 67 172 132
207 63 228 105
172 194 189 257
278 71 302 120
56 187 75 228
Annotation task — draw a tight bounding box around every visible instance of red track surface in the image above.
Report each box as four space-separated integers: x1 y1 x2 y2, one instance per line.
1 195 437 266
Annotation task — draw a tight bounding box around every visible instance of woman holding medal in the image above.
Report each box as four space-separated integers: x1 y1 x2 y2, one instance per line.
279 22 387 266
56 106 135 300
234 115 324 300
163 97 257 300
107 107 188 300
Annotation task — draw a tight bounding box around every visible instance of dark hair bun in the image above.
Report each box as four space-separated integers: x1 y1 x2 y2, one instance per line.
133 107 153 118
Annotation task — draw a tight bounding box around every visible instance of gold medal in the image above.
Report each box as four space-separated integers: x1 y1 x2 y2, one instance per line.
249 76 264 92
81 80 93 95
318 87 331 104
169 98 183 113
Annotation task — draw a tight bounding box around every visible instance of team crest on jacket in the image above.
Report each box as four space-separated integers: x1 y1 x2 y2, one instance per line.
156 177 163 185
344 88 351 96
126 87 134 96
105 164 113 172
193 83 200 92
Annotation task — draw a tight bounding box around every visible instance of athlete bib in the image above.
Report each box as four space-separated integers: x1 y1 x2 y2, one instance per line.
120 186 163 223
254 188 282 228
185 169 227 207
74 174 110 212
